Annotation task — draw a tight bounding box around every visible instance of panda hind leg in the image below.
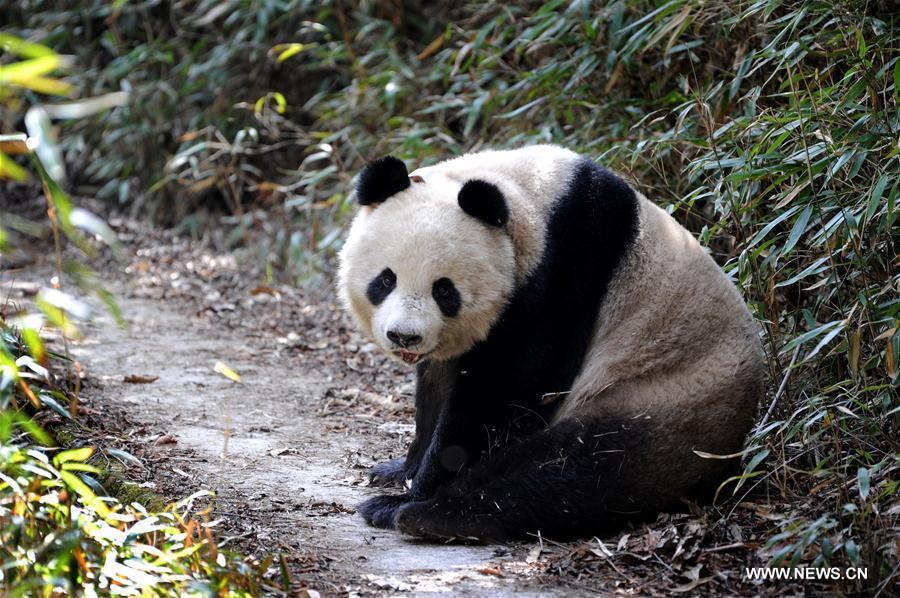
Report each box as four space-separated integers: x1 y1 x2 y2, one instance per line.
395 418 655 542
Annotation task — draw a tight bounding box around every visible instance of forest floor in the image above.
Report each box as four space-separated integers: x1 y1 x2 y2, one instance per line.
17 214 824 596
65 217 580 595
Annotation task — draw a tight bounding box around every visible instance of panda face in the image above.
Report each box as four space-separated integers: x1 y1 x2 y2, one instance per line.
361 266 462 363
338 176 516 364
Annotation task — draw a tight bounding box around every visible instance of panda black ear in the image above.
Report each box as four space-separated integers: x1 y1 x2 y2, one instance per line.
458 179 508 227
356 156 410 206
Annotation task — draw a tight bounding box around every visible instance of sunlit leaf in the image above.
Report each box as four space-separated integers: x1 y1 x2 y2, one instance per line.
7 75 72 95
214 361 241 383
36 288 91 320
0 55 60 85
0 33 55 58
20 327 45 364
69 207 123 253
59 470 111 518
18 416 53 445
54 446 95 465
41 91 129 119
25 106 65 182
35 300 82 339
15 355 49 380
275 43 306 62
61 462 102 474
0 151 29 181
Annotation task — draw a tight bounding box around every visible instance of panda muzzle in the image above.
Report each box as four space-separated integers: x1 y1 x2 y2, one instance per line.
386 330 422 349
398 350 423 365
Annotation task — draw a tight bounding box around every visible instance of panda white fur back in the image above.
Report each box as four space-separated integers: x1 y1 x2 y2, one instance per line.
338 145 764 541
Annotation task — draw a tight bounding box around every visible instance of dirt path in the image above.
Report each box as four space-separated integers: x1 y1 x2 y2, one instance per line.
70 231 572 595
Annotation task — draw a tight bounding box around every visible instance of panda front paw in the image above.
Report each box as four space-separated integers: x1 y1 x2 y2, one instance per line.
395 499 499 543
357 494 409 529
368 457 408 487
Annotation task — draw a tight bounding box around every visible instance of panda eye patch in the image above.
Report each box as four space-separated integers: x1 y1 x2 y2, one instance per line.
367 268 396 305
432 277 461 317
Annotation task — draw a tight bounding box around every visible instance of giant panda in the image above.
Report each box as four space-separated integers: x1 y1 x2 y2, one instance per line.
337 145 764 541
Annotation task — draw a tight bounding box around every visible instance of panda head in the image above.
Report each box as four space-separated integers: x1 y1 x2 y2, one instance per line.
338 156 515 364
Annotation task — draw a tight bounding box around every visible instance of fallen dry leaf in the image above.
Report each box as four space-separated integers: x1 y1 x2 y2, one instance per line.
214 360 241 382
250 285 279 296
477 567 504 578
123 374 159 384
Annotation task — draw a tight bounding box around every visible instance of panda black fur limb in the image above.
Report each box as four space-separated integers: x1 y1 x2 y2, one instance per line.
338 145 765 542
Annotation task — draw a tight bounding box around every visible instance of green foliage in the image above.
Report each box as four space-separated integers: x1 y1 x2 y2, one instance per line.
1 35 274 595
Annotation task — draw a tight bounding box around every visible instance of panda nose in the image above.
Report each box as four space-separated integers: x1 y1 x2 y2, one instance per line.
387 330 422 348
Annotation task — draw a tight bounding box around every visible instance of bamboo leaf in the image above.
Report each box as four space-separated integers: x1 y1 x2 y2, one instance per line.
865 174 889 223
775 256 830 288
857 467 870 501
0 33 55 58
59 470 111 518
54 446 95 465
214 361 241 383
0 151 29 181
782 320 844 354
107 448 143 468
747 206 801 249
0 55 60 84
782 205 813 255
803 321 847 362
